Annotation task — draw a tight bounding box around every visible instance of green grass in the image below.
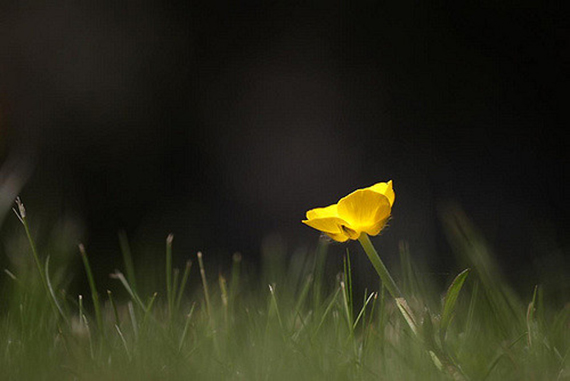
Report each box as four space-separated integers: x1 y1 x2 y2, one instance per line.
1 202 569 380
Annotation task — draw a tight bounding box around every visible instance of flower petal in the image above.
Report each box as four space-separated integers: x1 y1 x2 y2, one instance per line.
306 204 340 220
337 189 391 232
325 231 351 242
302 216 347 234
360 215 390 236
367 180 395 207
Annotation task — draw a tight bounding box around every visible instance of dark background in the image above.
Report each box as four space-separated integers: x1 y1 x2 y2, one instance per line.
0 1 568 289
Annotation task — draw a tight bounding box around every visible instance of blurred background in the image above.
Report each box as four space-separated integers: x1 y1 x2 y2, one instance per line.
0 1 568 290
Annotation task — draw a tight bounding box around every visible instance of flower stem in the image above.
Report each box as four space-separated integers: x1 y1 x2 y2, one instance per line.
358 234 419 333
358 233 468 381
357 233 402 300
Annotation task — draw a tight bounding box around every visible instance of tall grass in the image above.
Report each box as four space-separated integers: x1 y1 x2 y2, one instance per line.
0 201 568 380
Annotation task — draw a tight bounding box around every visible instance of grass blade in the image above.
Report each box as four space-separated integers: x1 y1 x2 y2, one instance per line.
440 268 470 340
197 252 211 319
343 251 354 324
82 314 94 359
395 297 418 335
44 256 68 323
15 198 60 320
220 275 229 329
178 303 196 353
293 274 313 320
142 292 158 330
107 290 121 327
79 244 104 336
229 253 241 311
4 269 18 281
340 281 353 333
127 301 138 341
312 239 328 310
526 285 538 348
110 270 146 311
166 234 174 319
115 324 131 361
313 287 341 338
175 260 192 313
399 241 418 296
268 284 285 334
118 231 137 293
172 268 180 307
353 291 376 330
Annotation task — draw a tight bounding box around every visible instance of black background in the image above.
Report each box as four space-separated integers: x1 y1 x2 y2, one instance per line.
1 1 568 289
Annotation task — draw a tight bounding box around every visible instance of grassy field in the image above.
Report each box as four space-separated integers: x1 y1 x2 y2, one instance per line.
1 201 568 380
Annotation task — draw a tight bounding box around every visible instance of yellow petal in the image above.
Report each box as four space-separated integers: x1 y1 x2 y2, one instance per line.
337 189 391 233
325 231 350 242
306 204 340 220
302 216 347 234
360 215 390 236
368 180 395 207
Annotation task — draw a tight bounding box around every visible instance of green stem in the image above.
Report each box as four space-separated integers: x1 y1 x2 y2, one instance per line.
357 234 402 300
358 233 467 381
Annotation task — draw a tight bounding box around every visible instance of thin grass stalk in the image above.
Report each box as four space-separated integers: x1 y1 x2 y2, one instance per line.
527 285 539 348
175 260 192 313
127 301 138 341
313 287 341 338
115 324 131 361
312 239 328 311
166 234 174 320
293 274 313 319
378 284 386 352
197 252 211 318
196 251 220 357
118 231 138 293
229 253 241 312
353 292 376 330
107 290 121 327
82 314 94 360
364 292 378 347
343 251 354 323
172 268 180 309
109 270 146 311
219 275 229 330
178 304 196 353
268 284 285 334
340 281 353 335
78 295 84 323
142 292 158 330
79 244 104 337
45 256 68 323
14 198 62 321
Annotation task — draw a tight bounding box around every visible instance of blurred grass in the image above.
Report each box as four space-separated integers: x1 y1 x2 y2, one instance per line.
0 202 569 380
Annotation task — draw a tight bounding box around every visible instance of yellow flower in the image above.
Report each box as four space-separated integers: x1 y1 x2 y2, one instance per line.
302 181 395 242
